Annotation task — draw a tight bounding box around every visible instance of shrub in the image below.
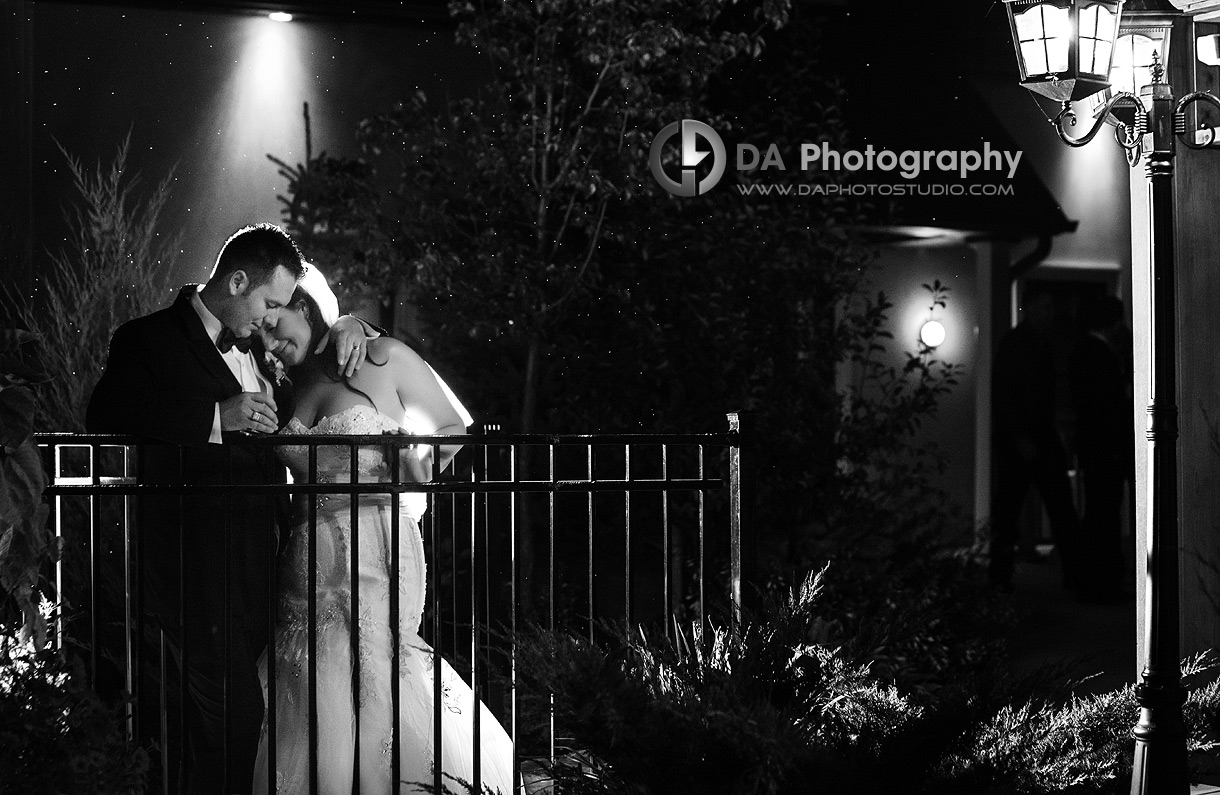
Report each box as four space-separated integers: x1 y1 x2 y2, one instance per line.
0 637 149 795
513 570 1220 795
3 135 178 432
1 331 150 793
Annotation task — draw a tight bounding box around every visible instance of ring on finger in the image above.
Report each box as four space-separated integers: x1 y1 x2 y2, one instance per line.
253 411 261 422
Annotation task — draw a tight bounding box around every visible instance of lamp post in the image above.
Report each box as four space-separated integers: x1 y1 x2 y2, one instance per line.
1002 1 1220 793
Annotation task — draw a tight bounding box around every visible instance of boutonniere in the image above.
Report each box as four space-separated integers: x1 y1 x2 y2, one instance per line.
263 351 290 387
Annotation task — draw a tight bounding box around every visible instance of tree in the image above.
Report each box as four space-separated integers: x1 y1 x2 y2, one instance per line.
276 0 787 434
270 0 964 604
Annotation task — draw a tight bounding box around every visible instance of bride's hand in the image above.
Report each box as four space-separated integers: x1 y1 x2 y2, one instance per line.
384 430 433 483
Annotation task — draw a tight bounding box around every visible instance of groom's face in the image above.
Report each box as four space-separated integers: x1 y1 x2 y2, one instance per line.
227 265 298 337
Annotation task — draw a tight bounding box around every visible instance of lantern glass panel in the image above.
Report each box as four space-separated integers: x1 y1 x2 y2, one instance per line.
1022 40 1048 74
1082 37 1097 71
1014 4 1072 75
1110 33 1155 95
1079 4 1118 74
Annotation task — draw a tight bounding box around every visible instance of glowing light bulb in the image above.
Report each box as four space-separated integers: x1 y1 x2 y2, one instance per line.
269 11 293 22
920 320 946 349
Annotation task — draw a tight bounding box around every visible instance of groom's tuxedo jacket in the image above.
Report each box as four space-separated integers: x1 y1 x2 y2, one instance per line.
87 286 291 650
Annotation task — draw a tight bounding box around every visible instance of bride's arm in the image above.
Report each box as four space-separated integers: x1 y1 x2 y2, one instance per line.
382 339 469 477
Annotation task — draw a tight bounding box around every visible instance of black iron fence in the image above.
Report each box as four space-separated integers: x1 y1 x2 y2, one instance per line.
34 413 748 795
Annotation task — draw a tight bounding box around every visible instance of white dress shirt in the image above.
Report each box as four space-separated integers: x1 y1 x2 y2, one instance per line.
190 287 271 443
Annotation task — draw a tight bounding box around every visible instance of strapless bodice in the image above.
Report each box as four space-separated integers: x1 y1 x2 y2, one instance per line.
278 404 426 519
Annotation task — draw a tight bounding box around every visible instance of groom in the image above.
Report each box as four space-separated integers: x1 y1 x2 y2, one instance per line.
87 223 370 794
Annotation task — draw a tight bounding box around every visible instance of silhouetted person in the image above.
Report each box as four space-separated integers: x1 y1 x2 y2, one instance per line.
990 283 1081 591
1070 295 1132 603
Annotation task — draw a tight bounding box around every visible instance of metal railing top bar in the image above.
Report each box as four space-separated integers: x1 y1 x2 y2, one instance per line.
35 430 741 446
49 476 137 486
39 479 727 496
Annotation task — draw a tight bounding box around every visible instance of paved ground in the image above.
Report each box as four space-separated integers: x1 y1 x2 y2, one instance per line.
1004 554 1137 697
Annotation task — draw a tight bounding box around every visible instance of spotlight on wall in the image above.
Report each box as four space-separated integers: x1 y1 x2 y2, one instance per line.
919 319 946 349
268 11 293 22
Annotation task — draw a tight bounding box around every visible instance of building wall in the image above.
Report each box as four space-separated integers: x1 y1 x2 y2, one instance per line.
10 3 483 290
862 244 981 524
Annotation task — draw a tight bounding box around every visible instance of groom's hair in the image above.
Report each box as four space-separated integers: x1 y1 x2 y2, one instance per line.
208 224 306 288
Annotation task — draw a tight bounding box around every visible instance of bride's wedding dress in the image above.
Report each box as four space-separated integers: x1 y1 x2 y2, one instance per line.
253 405 514 795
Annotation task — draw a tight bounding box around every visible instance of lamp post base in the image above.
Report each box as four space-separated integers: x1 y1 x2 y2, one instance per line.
1130 676 1189 795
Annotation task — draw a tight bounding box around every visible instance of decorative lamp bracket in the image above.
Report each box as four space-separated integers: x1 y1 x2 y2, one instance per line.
1053 92 1148 163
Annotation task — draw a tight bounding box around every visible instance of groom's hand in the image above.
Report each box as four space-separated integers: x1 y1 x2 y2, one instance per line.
220 392 279 434
315 315 372 379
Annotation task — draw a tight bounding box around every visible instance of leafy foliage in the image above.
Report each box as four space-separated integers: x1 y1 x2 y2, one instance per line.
4 135 179 432
0 330 56 648
0 336 148 792
823 281 965 554
0 638 149 795
514 573 1220 795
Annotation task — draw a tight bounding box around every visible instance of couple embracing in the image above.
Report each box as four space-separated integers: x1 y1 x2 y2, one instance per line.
86 224 513 794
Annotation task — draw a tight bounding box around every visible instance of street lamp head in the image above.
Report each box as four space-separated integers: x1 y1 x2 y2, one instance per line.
1004 0 1124 102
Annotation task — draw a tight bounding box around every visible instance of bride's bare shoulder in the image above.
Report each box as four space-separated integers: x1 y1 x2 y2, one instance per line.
369 337 426 369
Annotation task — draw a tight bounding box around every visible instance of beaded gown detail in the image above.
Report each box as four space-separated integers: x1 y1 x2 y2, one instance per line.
253 405 513 795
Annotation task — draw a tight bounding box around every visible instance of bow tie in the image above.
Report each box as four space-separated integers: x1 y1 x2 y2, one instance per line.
217 328 254 354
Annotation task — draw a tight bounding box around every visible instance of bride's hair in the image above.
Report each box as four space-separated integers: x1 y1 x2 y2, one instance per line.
287 287 333 360
288 283 389 406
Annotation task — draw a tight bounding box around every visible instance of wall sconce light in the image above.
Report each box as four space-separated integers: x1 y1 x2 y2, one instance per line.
919 319 946 349
268 11 293 22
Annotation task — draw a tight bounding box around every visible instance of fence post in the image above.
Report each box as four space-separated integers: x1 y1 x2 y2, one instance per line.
726 411 754 626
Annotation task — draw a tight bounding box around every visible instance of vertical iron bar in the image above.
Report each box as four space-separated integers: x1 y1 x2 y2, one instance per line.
697 445 706 630
123 445 137 741
587 444 594 641
89 443 99 682
431 487 443 795
548 441 556 764
222 445 232 789
390 441 401 795
475 427 499 794
350 442 361 795
624 444 631 627
470 459 482 795
727 414 744 627
178 446 189 792
308 444 318 795
160 630 170 795
661 445 670 640
265 487 278 795
53 444 64 652
450 464 458 663
509 442 518 776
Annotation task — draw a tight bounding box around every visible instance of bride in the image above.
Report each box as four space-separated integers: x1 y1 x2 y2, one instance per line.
252 265 514 795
